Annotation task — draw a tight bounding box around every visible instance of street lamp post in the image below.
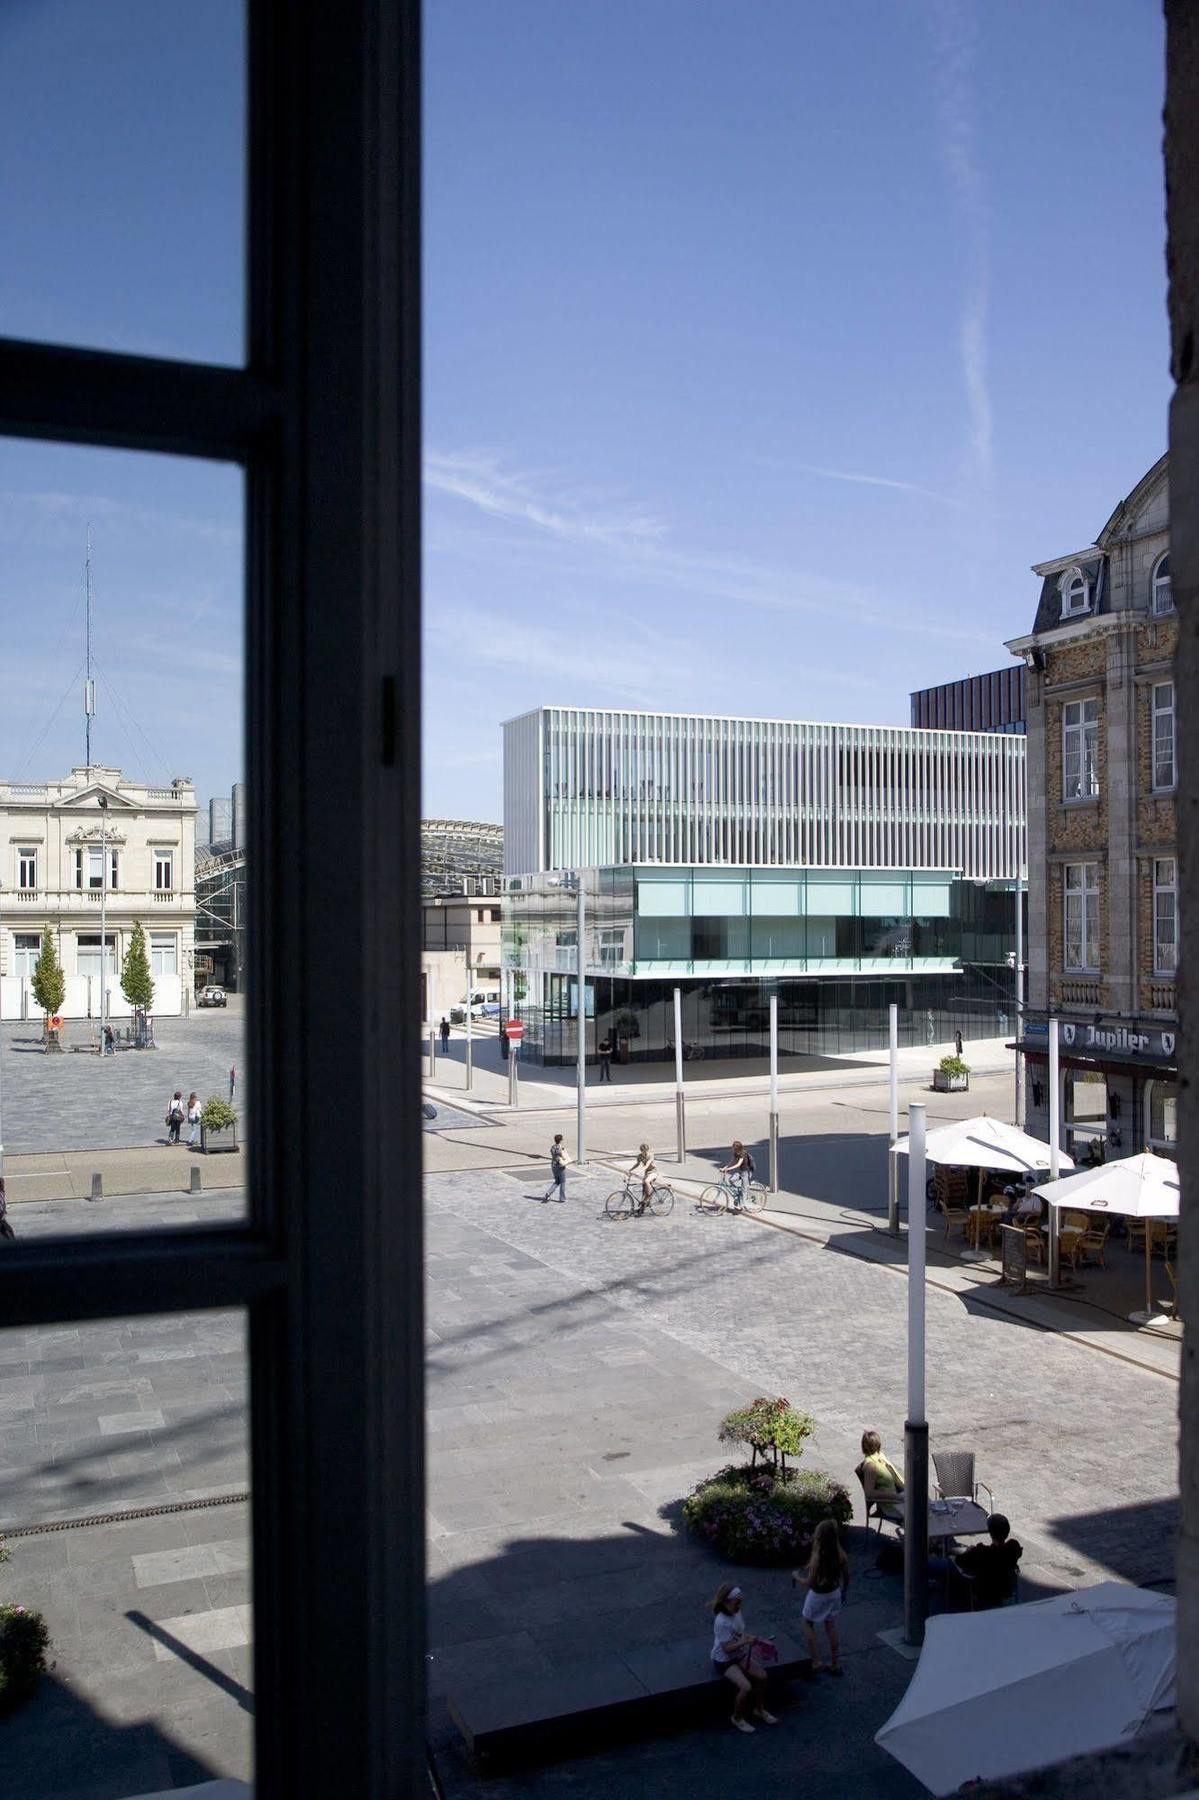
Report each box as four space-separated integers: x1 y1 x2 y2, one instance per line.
903 1100 929 1647
887 1002 900 1233
98 795 109 1049
464 944 473 1092
575 876 586 1167
768 989 780 1193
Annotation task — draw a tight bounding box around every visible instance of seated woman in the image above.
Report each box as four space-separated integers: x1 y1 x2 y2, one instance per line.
710 1582 776 1735
859 1429 904 1525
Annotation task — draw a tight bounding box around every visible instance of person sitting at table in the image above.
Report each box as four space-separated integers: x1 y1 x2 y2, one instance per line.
1002 1178 1043 1228
953 1513 1022 1609
859 1429 904 1525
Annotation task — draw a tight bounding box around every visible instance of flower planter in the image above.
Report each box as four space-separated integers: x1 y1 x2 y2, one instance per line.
201 1122 239 1154
932 1070 969 1092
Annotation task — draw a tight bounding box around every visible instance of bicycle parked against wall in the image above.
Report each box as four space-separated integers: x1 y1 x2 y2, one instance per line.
696 1172 768 1216
665 1039 705 1060
604 1173 676 1220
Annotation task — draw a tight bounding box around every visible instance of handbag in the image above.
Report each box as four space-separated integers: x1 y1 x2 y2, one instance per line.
754 1637 779 1665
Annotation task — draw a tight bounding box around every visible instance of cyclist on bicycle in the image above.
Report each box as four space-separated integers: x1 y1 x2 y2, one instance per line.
631 1143 658 1213
720 1141 755 1211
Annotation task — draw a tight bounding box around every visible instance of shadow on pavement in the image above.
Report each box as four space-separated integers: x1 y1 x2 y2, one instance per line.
1 1670 221 1800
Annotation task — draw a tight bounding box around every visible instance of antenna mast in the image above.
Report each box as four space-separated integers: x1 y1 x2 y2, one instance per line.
84 527 95 772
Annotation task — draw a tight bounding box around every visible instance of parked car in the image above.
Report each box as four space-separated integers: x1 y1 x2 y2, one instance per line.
198 986 228 1008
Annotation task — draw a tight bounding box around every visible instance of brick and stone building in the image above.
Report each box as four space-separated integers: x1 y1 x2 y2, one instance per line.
1007 455 1177 1157
0 764 198 1021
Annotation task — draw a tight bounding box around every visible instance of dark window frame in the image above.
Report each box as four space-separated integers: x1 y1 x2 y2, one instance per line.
0 4 426 1793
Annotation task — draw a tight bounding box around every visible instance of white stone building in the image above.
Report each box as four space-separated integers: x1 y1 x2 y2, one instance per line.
0 765 197 1021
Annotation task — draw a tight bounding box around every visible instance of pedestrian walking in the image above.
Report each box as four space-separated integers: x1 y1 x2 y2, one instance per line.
166 1090 185 1144
0 1178 14 1242
793 1518 849 1675
439 1016 451 1050
186 1092 201 1147
954 1029 964 1058
543 1134 570 1203
598 1035 613 1083
229 1063 236 1103
103 1023 116 1056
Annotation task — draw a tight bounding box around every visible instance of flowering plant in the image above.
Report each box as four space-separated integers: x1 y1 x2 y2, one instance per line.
0 1601 50 1714
718 1397 815 1477
682 1463 852 1565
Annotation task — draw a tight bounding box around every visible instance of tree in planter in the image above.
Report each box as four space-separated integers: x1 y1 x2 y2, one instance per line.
120 920 156 1015
0 1533 51 1716
938 1055 970 1078
30 926 65 1023
718 1396 816 1478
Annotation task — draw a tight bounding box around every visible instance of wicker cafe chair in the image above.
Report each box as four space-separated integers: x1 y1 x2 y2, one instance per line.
931 1449 994 1510
1073 1219 1111 1270
1059 1210 1091 1268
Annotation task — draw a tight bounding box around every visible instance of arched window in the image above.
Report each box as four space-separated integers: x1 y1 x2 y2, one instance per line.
1152 552 1173 615
1061 566 1090 617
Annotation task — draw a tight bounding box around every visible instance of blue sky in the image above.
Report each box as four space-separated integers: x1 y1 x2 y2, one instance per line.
0 1 1170 822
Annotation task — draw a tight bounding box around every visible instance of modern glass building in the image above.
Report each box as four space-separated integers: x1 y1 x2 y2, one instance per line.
502 707 1026 1065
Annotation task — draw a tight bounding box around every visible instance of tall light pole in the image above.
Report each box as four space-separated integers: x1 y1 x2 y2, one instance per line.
887 1002 900 1232
575 874 586 1166
1014 873 1024 1127
464 941 473 1092
768 988 780 1193
98 794 109 1046
0 880 5 1183
903 1100 929 1647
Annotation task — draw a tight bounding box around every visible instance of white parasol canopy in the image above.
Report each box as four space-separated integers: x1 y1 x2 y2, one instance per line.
894 1114 1073 1176
1033 1151 1179 1324
875 1581 1176 1796
1033 1150 1180 1218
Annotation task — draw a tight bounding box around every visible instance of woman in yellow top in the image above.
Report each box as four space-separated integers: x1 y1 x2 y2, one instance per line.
860 1429 904 1524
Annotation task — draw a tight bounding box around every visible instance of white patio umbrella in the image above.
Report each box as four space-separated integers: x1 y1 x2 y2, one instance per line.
1034 1151 1180 1324
894 1113 1074 1176
875 1581 1175 1796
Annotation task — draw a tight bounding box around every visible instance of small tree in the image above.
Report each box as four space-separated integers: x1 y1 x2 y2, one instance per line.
718 1396 816 1478
30 927 64 1021
120 921 155 1014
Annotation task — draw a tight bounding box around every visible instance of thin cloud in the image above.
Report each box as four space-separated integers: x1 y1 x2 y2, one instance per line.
794 464 958 506
930 0 992 483
424 450 666 547
428 449 998 653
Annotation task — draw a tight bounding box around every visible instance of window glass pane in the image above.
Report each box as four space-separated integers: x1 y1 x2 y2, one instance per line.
0 441 245 1233
0 1 246 364
0 1303 252 1794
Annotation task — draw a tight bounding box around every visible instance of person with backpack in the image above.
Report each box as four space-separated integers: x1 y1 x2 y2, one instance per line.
165 1090 185 1144
721 1140 755 1210
543 1134 570 1203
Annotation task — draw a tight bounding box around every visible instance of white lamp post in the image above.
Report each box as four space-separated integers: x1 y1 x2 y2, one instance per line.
904 1100 929 1646
98 794 109 1049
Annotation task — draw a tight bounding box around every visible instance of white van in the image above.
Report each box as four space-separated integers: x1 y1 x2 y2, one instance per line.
452 987 500 1021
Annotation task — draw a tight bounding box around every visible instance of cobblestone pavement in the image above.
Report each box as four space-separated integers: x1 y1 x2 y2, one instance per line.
0 1157 1178 1800
0 1013 247 1153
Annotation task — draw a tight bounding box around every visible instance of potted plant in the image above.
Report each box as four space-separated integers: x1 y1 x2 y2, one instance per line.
0 1535 51 1717
933 1054 970 1093
200 1094 239 1154
613 1008 640 1065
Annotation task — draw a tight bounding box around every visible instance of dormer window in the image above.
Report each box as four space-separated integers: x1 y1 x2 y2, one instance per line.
1060 567 1091 618
1152 553 1173 615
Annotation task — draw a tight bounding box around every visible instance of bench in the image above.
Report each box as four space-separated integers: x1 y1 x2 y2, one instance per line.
448 1631 810 1770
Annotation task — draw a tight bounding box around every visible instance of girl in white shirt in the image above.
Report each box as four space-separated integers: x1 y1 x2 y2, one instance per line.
710 1582 777 1734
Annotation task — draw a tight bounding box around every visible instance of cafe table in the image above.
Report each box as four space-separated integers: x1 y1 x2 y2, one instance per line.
928 1499 990 1541
966 1202 1007 1252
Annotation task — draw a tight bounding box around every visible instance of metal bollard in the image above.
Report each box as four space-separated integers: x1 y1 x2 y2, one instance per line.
89 1173 103 1201
190 1166 202 1194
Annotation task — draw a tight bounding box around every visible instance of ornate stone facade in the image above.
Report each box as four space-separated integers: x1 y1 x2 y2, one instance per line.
1006 457 1177 1155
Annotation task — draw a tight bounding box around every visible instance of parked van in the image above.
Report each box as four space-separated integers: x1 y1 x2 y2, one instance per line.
451 987 501 1021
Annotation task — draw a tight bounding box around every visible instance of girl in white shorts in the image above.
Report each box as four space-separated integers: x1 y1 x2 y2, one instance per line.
793 1519 849 1675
